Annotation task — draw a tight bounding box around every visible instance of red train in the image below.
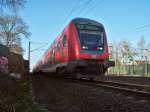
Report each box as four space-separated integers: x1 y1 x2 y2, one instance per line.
33 18 115 78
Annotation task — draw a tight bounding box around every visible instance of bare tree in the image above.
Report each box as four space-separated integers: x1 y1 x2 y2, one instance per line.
0 15 30 53
138 36 145 49
119 40 135 65
109 42 120 65
137 36 146 60
0 0 26 12
147 43 150 49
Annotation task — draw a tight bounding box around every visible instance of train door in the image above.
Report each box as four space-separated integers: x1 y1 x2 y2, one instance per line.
51 48 55 64
55 41 61 64
62 35 68 62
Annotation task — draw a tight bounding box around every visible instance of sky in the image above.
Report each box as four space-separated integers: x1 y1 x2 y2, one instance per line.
19 0 150 69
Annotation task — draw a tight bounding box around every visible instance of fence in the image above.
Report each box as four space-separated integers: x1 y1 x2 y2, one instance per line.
108 64 150 76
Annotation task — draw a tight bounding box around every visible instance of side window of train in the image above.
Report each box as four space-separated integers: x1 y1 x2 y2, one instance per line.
63 35 67 47
57 42 61 51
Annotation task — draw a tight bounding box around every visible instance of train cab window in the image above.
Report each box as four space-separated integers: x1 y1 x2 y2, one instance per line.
63 35 67 47
76 24 104 53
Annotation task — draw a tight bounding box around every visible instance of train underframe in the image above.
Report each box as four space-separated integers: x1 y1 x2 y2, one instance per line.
56 59 115 79
35 59 115 79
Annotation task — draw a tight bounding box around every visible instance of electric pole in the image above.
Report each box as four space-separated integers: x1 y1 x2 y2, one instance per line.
28 41 30 73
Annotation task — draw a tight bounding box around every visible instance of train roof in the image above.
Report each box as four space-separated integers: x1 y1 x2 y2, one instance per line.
72 18 104 27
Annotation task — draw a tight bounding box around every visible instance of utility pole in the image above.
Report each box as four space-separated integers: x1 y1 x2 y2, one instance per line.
145 56 148 76
116 47 119 75
28 41 30 73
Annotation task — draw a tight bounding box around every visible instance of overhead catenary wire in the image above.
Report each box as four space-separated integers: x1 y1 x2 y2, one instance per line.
116 23 150 37
30 41 48 45
78 0 93 15
34 0 104 54
84 0 105 15
49 0 98 41
32 0 94 69
131 23 150 31
48 0 81 45
57 0 94 38
60 0 83 29
39 0 103 56
30 42 48 52
33 0 83 64
31 49 46 52
64 0 81 23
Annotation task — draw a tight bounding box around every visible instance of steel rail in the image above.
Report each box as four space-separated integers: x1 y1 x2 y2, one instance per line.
77 78 150 99
94 80 150 92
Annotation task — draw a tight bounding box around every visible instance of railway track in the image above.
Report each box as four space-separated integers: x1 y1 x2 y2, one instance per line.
31 74 150 112
34 73 150 99
75 78 150 99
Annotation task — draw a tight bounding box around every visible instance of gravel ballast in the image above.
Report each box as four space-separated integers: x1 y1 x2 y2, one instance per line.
99 75 150 85
31 74 150 112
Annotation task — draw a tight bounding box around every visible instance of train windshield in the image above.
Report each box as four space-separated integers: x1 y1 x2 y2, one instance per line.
76 24 104 52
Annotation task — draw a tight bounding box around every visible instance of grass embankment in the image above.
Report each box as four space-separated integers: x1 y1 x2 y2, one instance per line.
0 74 47 112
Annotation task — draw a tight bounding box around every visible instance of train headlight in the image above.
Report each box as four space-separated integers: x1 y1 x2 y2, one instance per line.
82 46 88 49
82 46 86 49
98 47 103 50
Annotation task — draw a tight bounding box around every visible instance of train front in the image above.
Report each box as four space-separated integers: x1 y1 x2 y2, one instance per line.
68 18 115 75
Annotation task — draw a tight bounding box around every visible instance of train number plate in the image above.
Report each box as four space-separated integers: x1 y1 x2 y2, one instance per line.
91 55 96 59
